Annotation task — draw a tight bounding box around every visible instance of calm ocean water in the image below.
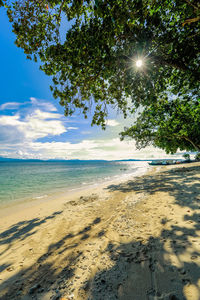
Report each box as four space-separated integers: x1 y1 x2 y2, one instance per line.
0 160 149 206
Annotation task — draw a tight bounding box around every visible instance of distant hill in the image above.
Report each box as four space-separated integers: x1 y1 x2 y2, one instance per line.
0 157 43 162
0 157 108 162
0 157 175 162
115 159 148 161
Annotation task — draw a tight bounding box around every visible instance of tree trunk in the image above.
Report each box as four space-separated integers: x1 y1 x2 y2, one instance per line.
183 136 200 152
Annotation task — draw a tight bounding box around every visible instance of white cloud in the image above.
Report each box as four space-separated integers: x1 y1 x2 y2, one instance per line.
0 97 58 114
31 109 62 119
24 112 66 139
0 115 21 126
0 136 180 161
0 109 66 141
81 131 92 135
30 97 57 112
0 98 180 161
0 102 21 110
107 119 120 127
67 127 78 130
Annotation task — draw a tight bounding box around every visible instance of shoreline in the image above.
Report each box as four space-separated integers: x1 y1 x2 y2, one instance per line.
0 162 200 300
0 163 150 219
0 160 149 209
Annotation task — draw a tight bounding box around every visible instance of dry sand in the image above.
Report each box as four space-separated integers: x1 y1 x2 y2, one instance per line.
0 162 200 300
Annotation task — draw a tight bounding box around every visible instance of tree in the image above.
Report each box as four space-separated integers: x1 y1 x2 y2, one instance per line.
183 153 190 161
2 0 200 153
120 98 200 153
195 153 200 161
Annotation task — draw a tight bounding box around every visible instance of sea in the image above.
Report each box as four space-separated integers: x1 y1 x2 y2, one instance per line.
0 160 149 206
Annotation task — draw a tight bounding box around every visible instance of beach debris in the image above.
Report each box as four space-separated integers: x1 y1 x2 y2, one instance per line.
52 292 62 300
168 294 180 300
6 266 14 272
67 193 99 207
67 200 77 206
79 193 99 204
179 268 186 275
191 255 198 260
65 294 74 300
29 283 41 294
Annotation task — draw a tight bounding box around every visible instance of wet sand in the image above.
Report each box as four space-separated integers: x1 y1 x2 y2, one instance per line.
0 162 200 300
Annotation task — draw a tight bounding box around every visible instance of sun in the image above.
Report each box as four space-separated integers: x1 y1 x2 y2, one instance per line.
136 59 143 68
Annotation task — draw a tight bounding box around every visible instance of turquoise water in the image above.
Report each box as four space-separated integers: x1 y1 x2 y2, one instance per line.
0 160 148 205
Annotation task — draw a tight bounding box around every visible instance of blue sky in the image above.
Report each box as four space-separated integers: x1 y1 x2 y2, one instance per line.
0 8 182 160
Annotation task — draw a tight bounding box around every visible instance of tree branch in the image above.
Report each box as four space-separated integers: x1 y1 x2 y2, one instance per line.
151 55 200 82
57 0 66 21
184 0 199 11
157 134 200 151
183 135 200 151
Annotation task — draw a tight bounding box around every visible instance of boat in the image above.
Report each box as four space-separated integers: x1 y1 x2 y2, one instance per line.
148 160 182 166
148 160 166 165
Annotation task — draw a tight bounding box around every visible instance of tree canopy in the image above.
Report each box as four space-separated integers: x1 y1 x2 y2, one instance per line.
2 0 200 152
120 97 200 153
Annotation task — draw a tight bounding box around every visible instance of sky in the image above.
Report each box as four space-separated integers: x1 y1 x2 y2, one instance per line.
0 8 183 160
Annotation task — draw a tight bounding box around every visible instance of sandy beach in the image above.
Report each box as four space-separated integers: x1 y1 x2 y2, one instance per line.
0 162 200 300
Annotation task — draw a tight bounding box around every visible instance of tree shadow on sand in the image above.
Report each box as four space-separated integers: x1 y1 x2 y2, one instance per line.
83 164 200 300
0 211 63 256
86 216 200 300
2 215 200 299
0 164 200 300
106 165 200 210
0 215 102 299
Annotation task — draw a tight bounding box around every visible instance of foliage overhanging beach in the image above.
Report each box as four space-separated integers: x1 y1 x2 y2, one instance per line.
2 0 200 153
0 1 200 299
